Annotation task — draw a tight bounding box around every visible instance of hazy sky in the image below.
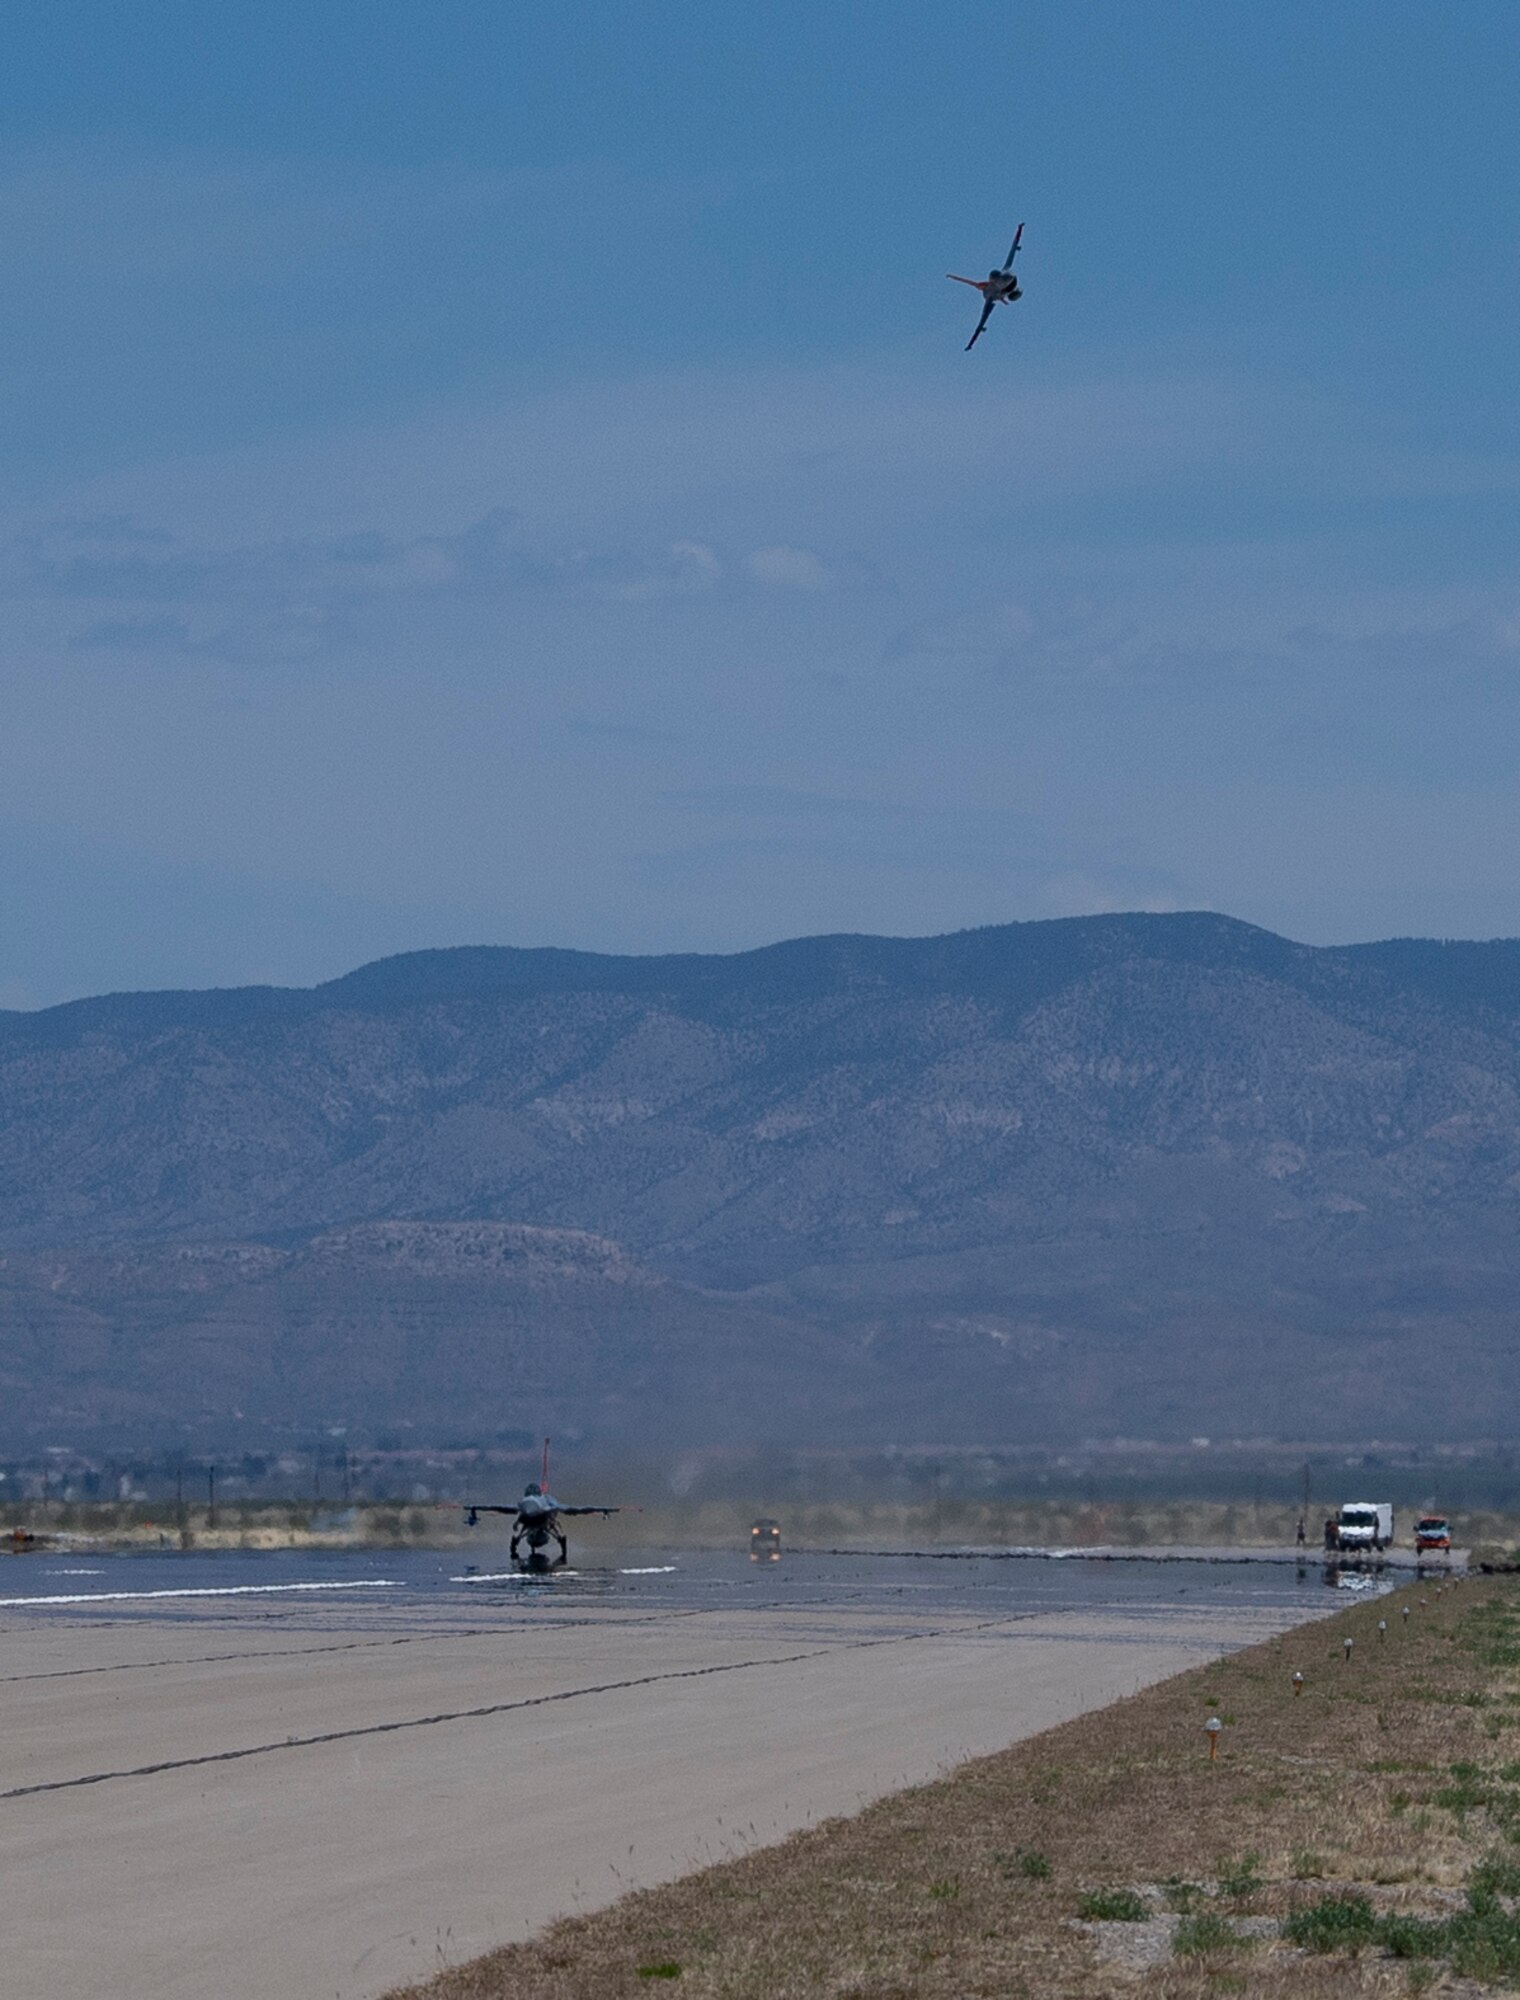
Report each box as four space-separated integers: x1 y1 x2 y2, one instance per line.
3 2 1518 1005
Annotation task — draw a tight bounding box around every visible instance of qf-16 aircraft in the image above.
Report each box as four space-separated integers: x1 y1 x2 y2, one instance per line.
461 1439 620 1568
947 223 1024 350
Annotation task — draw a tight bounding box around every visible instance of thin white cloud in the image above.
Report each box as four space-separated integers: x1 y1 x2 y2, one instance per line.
30 514 735 646
744 545 832 591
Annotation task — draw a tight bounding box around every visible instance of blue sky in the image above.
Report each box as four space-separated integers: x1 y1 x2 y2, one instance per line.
3 2 1519 1004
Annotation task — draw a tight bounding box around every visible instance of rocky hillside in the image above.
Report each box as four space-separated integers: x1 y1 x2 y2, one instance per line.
5 912 1520 1444
0 1223 813 1446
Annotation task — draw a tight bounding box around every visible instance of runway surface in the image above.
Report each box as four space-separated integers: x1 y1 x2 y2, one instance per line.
0 1547 1341 1999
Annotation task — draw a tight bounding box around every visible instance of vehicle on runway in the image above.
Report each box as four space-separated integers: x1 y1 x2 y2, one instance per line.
461 1439 620 1569
947 223 1025 350
750 1518 781 1562
1414 1515 1452 1552
1334 1500 1394 1552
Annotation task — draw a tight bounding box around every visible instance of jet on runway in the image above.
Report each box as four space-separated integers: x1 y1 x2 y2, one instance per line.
462 1440 620 1568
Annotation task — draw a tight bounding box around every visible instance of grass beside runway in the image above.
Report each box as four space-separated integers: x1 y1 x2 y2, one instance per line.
389 1576 1520 1998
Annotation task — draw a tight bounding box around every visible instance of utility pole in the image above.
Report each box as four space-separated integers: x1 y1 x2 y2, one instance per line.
207 1464 217 1530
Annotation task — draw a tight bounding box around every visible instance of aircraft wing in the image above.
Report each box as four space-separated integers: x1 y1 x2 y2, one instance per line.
462 1504 520 1520
1003 223 1024 270
965 300 995 350
555 1505 620 1517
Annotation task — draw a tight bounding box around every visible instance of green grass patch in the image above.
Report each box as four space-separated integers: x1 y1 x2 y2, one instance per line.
1286 1870 1520 1980
1075 1888 1149 1921
1471 1851 1520 1899
1376 1913 1446 1961
1215 1851 1263 1898
1162 1876 1205 1911
1173 1912 1253 1956
1285 1891 1379 1954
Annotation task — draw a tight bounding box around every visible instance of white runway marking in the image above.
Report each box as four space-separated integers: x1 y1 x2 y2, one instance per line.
619 1566 677 1575
0 1580 401 1608
450 1571 581 1584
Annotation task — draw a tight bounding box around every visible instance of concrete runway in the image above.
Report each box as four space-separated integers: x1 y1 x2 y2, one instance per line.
0 1563 1326 1999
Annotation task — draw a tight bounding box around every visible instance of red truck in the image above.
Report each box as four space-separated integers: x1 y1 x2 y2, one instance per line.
1414 1515 1452 1552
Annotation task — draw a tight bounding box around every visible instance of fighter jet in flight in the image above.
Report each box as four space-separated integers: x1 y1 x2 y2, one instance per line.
462 1439 620 1568
947 224 1024 350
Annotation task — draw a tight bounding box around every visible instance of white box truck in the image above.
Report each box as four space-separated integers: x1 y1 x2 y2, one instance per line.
1336 1501 1394 1551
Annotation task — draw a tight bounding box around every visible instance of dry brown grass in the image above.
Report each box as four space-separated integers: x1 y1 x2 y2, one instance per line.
389 1577 1520 1999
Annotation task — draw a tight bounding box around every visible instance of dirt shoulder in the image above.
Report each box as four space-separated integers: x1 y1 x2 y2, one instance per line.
389 1576 1520 1998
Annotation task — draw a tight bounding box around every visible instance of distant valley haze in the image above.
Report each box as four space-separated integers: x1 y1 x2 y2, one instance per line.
6 910 1520 1453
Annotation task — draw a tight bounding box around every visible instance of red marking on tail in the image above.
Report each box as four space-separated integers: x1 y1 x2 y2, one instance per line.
541 1436 551 1493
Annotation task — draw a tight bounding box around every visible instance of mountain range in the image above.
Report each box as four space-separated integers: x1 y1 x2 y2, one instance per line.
4 911 1520 1448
